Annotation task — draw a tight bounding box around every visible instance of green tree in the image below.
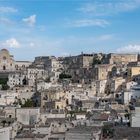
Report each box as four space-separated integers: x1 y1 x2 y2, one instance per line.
0 78 8 85
1 120 6 127
45 77 51 82
2 84 10 90
21 99 34 107
92 56 101 65
102 124 114 138
59 73 72 79
0 78 9 90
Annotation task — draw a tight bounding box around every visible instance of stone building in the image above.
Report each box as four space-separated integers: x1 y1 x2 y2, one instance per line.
65 126 101 140
27 67 47 87
0 49 32 89
131 105 140 127
15 61 32 71
110 77 125 93
94 64 114 80
7 71 27 88
16 108 40 125
96 80 107 96
0 49 15 71
31 56 63 83
105 53 138 65
113 127 140 140
62 53 97 83
45 56 63 83
0 49 31 72
127 66 140 79
0 127 12 140
41 88 67 109
63 53 94 69
32 56 50 69
0 90 18 105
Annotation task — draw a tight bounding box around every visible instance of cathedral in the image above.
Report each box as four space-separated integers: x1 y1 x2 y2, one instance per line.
0 49 15 71
0 48 32 72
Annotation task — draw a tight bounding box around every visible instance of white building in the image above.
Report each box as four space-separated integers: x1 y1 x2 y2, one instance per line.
131 106 140 127
16 108 40 125
27 67 47 87
0 91 18 106
96 80 107 96
75 113 86 120
111 77 125 93
16 86 34 103
3 106 16 118
126 81 137 91
0 127 12 140
124 84 140 104
47 57 63 83
15 61 32 71
91 80 108 97
91 81 97 96
7 71 27 88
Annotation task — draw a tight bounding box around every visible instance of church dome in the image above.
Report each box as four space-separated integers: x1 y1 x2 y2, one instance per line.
1 48 9 52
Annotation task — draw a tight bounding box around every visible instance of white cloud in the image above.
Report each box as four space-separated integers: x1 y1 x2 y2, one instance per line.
78 0 140 16
98 34 113 41
29 42 35 47
22 15 36 26
67 19 109 27
0 6 17 13
2 38 20 48
0 17 13 25
116 44 140 53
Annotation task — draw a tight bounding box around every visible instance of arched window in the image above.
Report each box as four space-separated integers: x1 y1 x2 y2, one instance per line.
3 66 6 70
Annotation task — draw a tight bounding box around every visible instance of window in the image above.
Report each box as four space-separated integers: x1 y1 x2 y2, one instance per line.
3 56 6 60
22 65 25 68
3 66 6 70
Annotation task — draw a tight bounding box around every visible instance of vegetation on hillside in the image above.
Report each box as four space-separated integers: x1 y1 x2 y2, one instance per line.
0 78 9 90
59 73 72 79
92 56 102 65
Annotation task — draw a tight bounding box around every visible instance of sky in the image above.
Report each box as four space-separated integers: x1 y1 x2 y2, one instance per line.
0 0 140 60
